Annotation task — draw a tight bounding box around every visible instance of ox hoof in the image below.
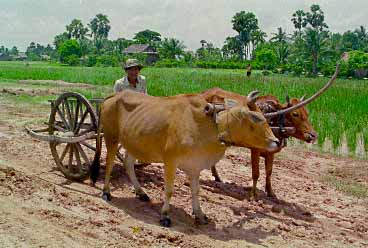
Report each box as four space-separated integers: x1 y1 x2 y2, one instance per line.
102 192 112 202
267 192 277 198
137 193 150 202
159 217 172 227
214 176 222 183
195 215 209 225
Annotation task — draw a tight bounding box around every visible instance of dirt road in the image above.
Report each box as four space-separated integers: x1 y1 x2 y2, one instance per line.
0 84 367 247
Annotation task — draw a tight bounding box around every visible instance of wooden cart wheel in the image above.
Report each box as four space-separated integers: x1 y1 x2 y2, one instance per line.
48 92 98 181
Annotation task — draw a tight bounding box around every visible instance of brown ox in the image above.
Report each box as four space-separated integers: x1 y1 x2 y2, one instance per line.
204 64 340 199
90 90 279 226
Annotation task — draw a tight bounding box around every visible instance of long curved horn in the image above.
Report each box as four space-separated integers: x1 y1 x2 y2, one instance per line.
264 63 340 119
247 90 260 104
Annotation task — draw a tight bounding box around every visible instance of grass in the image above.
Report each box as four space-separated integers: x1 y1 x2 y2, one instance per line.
324 175 368 199
0 61 367 155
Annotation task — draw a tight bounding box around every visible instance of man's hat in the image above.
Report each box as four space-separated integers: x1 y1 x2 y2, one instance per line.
123 59 143 70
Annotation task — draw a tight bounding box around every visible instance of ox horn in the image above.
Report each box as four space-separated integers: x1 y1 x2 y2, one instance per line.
204 103 225 115
247 90 260 104
285 94 291 106
264 63 340 119
300 95 306 101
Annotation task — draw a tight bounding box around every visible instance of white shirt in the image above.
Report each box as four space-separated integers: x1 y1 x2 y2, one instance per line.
113 75 147 94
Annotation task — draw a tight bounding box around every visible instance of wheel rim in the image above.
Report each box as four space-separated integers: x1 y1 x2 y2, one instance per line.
49 92 98 180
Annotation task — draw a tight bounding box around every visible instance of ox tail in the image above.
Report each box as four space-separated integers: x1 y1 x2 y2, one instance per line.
90 108 103 184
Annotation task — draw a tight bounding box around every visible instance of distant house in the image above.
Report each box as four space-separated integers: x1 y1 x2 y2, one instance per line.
11 52 28 61
123 44 159 65
40 54 51 61
0 53 11 61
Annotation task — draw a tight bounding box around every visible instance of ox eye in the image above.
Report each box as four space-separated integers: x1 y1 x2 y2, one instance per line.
292 112 299 117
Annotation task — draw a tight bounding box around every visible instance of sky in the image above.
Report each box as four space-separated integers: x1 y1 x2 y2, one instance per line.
1 0 367 51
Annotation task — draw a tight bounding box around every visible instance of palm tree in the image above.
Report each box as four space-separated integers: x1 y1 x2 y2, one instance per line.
66 19 89 40
291 10 307 34
159 38 186 59
270 27 288 43
89 14 111 44
250 29 267 58
303 28 330 75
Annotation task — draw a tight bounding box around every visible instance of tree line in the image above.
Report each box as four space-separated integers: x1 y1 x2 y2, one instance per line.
2 4 368 78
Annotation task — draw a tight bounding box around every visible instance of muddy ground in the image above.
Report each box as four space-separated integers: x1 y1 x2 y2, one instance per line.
0 82 367 248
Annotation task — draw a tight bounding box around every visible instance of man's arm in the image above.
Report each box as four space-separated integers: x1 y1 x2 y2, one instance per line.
113 78 126 93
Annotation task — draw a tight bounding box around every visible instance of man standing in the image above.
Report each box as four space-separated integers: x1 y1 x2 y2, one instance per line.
246 64 252 78
114 59 147 94
113 59 150 168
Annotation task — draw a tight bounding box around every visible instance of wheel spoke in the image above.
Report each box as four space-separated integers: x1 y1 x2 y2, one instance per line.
78 127 95 136
68 144 74 171
65 100 73 130
73 100 80 133
56 106 70 130
74 144 83 170
80 141 96 151
76 143 90 165
60 144 70 162
75 109 89 134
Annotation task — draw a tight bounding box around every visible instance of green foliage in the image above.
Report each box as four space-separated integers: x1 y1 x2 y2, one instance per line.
254 47 277 70
159 38 185 59
88 14 111 41
348 51 368 70
230 11 261 60
58 40 81 65
196 43 222 62
66 19 89 40
64 54 80 66
133 29 161 46
26 42 57 61
81 54 121 67
154 59 188 68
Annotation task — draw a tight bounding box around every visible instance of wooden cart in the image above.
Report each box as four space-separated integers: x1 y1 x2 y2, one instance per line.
25 92 124 181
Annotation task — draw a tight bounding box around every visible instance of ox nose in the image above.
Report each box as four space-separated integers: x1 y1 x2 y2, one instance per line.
305 131 318 142
267 138 281 151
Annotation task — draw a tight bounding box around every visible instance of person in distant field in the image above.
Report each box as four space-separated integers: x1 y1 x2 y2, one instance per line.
113 59 149 166
246 64 252 78
114 59 147 94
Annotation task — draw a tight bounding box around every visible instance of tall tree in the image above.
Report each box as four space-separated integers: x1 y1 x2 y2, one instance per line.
159 38 185 59
251 29 267 56
66 19 89 40
133 29 161 46
88 14 111 53
54 32 70 50
10 46 19 55
222 36 242 60
305 4 328 31
303 28 330 75
270 27 288 43
295 4 330 75
270 28 289 65
291 10 307 35
231 11 260 59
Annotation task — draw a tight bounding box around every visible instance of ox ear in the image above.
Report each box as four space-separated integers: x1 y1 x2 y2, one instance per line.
240 108 265 123
224 98 238 109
